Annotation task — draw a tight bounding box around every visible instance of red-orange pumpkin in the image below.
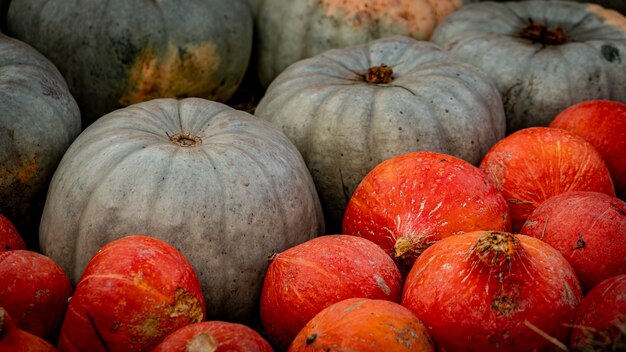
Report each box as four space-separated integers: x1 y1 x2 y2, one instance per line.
343 151 511 274
152 321 273 352
260 235 403 350
58 236 205 352
479 127 615 232
0 250 72 342
550 99 626 200
0 214 25 252
0 307 56 352
521 191 626 292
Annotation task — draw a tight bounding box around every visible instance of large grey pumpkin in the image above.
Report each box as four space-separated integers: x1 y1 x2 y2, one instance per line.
255 35 506 231
0 33 81 247
39 98 324 323
7 0 252 124
252 0 473 88
431 0 626 133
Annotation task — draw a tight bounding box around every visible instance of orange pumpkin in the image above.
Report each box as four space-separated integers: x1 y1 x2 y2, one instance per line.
288 298 434 351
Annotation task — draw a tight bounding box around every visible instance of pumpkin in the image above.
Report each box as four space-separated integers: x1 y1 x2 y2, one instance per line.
521 191 626 292
252 0 473 87
260 235 403 350
58 236 205 352
479 127 615 232
255 35 506 231
288 298 435 352
550 99 626 200
7 0 253 123
152 321 273 352
402 231 583 352
343 151 511 274
570 274 626 350
0 307 57 352
0 250 72 342
0 214 26 252
39 97 324 324
431 1 626 133
0 33 81 248
479 0 626 15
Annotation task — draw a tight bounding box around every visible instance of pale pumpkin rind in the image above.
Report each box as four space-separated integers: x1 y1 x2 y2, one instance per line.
39 98 324 323
253 0 468 87
431 0 626 133
0 33 81 247
7 0 253 124
255 35 506 230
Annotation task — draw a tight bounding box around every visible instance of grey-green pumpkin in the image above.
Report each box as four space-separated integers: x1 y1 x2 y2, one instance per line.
7 0 253 124
431 0 626 133
0 32 81 247
39 98 324 323
254 35 506 231
252 0 474 88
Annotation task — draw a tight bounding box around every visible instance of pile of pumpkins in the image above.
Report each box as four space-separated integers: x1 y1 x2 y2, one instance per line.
1 0 626 350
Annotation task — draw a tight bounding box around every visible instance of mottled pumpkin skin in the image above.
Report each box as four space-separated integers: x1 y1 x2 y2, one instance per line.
432 1 626 133
255 36 505 230
0 33 81 248
7 0 252 123
253 0 470 87
39 98 324 324
481 0 626 14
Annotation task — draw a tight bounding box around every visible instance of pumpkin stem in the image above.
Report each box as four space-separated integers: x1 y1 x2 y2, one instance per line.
519 19 566 46
364 64 393 84
170 133 202 147
471 231 520 267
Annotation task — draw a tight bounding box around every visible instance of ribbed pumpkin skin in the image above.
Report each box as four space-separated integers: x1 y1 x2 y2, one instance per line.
7 0 252 123
0 33 81 248
39 98 324 323
431 1 626 133
255 36 506 230
480 0 626 14
253 0 469 87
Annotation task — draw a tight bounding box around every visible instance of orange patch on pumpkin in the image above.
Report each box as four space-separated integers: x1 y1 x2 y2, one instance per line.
119 42 220 106
320 0 463 39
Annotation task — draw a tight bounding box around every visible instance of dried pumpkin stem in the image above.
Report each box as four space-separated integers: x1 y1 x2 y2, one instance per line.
472 231 519 266
364 64 393 84
519 19 566 45
169 133 202 147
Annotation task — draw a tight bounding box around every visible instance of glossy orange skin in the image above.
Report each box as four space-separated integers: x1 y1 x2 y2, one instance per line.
343 151 511 274
521 191 626 292
0 307 57 352
260 235 403 350
402 231 583 352
0 214 25 252
288 298 434 352
570 274 626 350
0 250 72 341
550 100 626 200
480 127 615 232
57 236 205 352
152 321 273 352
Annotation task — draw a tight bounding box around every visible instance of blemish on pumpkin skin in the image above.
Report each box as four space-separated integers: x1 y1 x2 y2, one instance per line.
0 155 39 185
119 41 220 106
319 0 463 39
